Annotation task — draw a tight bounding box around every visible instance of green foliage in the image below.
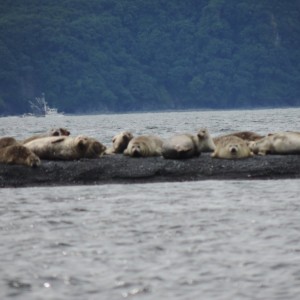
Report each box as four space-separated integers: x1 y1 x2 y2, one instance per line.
0 0 299 115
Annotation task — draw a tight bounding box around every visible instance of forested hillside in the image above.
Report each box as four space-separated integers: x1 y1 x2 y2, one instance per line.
0 0 299 115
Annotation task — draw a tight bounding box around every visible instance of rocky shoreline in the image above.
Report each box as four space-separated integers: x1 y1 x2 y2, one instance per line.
1 153 300 188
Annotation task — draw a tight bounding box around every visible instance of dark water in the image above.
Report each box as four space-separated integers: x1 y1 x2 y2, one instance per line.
1 108 300 299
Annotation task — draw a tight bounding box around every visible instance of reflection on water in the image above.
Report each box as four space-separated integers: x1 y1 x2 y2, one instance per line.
1 108 300 299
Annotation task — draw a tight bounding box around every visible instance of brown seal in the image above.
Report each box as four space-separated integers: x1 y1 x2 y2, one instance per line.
24 135 106 160
21 127 70 144
0 137 40 167
213 131 264 145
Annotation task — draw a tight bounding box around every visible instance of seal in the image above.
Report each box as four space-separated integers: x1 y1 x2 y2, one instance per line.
24 135 106 160
123 135 163 157
162 128 215 159
211 135 253 159
249 131 300 155
105 131 134 154
0 137 40 167
196 128 216 152
213 131 264 145
0 137 18 148
21 127 70 144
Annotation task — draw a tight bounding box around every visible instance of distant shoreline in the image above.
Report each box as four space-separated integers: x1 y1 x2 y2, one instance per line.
1 105 300 119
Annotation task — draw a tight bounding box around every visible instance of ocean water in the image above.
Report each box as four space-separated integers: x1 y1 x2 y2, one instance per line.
1 108 300 299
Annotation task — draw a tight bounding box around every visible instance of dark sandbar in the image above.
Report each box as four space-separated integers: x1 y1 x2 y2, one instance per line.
1 153 300 188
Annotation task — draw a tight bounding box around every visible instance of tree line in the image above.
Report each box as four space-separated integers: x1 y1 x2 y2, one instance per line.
0 0 299 115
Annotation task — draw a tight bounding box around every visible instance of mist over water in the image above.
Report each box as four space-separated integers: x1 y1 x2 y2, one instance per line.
1 108 300 299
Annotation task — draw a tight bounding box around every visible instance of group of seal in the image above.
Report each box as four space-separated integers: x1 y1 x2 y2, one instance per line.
1 127 300 167
106 129 300 159
0 128 106 167
103 128 216 159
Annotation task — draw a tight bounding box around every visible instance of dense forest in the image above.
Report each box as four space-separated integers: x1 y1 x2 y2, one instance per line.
0 0 299 115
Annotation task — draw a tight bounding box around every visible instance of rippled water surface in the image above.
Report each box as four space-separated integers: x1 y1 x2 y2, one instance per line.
1 108 300 299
